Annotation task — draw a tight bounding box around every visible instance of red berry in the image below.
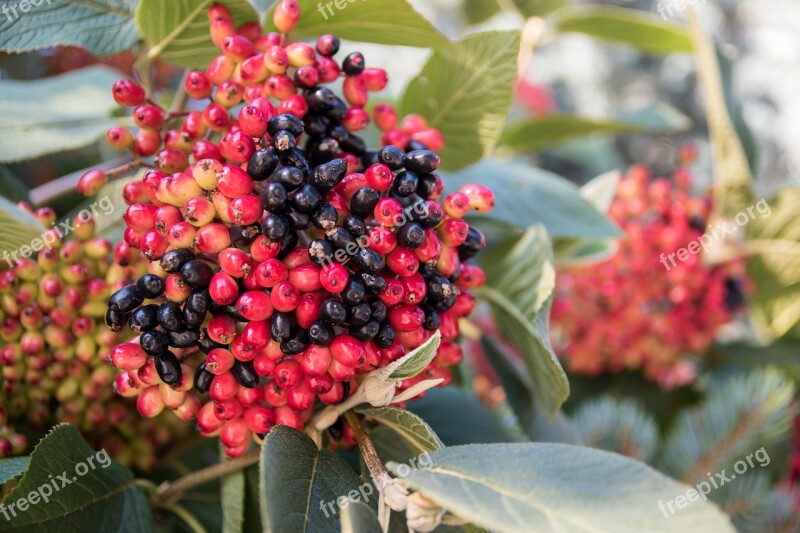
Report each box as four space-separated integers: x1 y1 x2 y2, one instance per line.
318 380 344 404
387 246 419 277
165 273 192 302
206 54 236 84
415 229 442 263
343 75 367 107
412 128 445 152
443 192 471 218
134 129 162 157
330 334 367 367
460 184 495 213
197 402 225 436
124 203 158 231
222 35 255 61
274 406 303 430
133 104 165 130
77 169 108 196
277 94 308 118
112 79 146 107
320 263 349 294
273 0 301 33
106 126 134 150
296 293 321 328
220 248 253 278
374 104 398 132
242 320 270 350
204 102 232 131
275 359 303 389
108 343 147 370
141 230 169 261
270 281 300 312
196 223 232 253
305 373 334 395
208 314 237 345
185 70 213 99
362 68 388 91
238 105 269 137
379 277 404 306
294 65 319 89
137 386 165 417
217 165 253 197
401 273 427 304
316 57 340 83
440 218 469 246
209 272 240 305
388 304 425 332
328 358 357 381
374 198 404 227
228 194 263 225
214 397 245 421
210 372 239 401
254 353 277 377
266 75 296 99
256 258 289 288
286 381 315 410
299 345 331 377
244 406 275 434
220 131 256 163
265 382 288 407
206 348 236 374
236 291 274 321
263 45 289 74
285 42 315 68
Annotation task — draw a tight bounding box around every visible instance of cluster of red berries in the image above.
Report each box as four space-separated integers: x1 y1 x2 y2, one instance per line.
550 165 747 388
97 1 494 457
0 206 182 467
0 407 26 459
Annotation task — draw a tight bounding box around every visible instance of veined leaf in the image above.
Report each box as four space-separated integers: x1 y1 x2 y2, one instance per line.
356 406 443 454
389 443 734 532
263 0 447 47
259 425 374 531
401 31 520 171
0 457 29 485
137 0 258 68
0 196 48 262
340 501 381 533
0 66 122 162
554 5 694 54
0 0 138 55
221 447 245 533
384 330 440 380
476 226 570 416
0 424 151 532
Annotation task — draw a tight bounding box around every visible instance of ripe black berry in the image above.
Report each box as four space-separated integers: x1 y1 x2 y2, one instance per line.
281 330 310 354
343 52 365 75
247 147 279 181
268 113 304 137
184 307 206 330
421 305 441 330
270 312 294 342
392 171 418 197
370 300 387 322
348 302 371 326
326 227 356 250
273 129 296 155
129 304 159 333
194 362 213 393
186 289 212 314
181 260 214 288
376 324 396 349
416 173 439 199
105 307 125 332
311 158 347 192
263 214 290 241
137 274 165 299
158 302 185 332
260 182 288 212
229 223 261 246
306 86 337 112
343 215 367 237
291 184 321 212
397 222 425 249
378 146 404 170
161 249 196 273
309 321 334 345
459 227 486 260
354 247 384 273
427 275 454 301
168 329 200 348
403 150 440 174
360 272 387 295
155 351 182 387
351 320 380 342
320 299 347 325
342 276 366 306
140 330 169 356
316 34 340 57
108 285 144 314
308 239 335 266
350 187 380 217
271 166 305 191
286 207 311 229
312 202 338 230
232 360 258 388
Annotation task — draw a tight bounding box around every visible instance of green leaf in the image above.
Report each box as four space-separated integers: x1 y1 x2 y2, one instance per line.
221 448 245 533
263 0 447 48
384 330 441 380
554 6 694 54
463 0 500 24
476 226 570 417
0 196 48 261
340 500 381 533
0 424 152 532
137 0 258 68
443 159 620 238
687 11 754 218
501 105 690 151
712 339 800 381
259 425 374 531
511 0 566 17
401 31 520 171
0 457 29 485
579 169 621 213
0 166 32 204
481 336 578 443
657 368 796 484
0 66 123 163
356 406 443 454
571 396 659 462
388 443 734 532
407 388 514 446
715 44 758 175
0 0 138 55
743 188 800 338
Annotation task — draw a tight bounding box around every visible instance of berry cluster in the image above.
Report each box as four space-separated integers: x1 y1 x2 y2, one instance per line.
0 407 26 459
98 1 494 456
0 207 180 467
550 165 747 388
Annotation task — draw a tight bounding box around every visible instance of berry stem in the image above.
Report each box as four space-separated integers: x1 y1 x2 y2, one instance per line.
343 411 390 490
154 449 260 506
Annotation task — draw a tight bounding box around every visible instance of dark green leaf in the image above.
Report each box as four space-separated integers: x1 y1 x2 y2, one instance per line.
407 388 514 446
554 6 694 54
0 0 138 55
0 424 152 532
263 0 447 48
712 339 800 381
477 227 570 416
511 0 566 17
443 159 620 238
384 330 440 380
0 166 31 204
389 443 734 532
136 0 258 68
0 457 29 485
221 447 245 533
340 500 381 533
259 425 374 531
0 66 122 162
401 31 520 171
463 0 500 24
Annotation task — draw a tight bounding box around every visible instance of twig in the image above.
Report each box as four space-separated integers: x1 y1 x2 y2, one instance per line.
163 503 209 533
155 449 260 506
